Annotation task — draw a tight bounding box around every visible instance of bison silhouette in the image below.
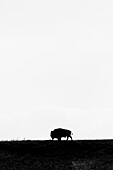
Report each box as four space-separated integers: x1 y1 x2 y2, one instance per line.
50 128 73 141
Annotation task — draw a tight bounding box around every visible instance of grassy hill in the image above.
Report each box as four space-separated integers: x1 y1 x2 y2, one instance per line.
0 140 113 169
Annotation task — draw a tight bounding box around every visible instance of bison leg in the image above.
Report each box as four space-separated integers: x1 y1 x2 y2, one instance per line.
67 136 69 140
58 137 61 141
70 135 72 140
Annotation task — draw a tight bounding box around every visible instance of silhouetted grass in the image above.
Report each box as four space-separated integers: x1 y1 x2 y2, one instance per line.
0 140 113 169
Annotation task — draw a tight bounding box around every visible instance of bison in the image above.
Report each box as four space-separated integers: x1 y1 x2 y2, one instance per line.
50 128 73 141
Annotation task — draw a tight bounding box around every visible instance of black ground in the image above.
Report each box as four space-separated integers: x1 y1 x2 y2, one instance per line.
0 140 113 169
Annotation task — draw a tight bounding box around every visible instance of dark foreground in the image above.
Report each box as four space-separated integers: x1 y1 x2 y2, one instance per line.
0 140 113 169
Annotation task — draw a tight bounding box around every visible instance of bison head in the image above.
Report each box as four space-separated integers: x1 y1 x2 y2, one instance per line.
50 131 54 140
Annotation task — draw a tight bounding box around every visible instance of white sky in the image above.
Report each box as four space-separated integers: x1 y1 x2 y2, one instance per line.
0 0 113 140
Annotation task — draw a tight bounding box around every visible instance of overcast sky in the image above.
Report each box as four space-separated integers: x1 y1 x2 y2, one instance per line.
0 0 113 140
